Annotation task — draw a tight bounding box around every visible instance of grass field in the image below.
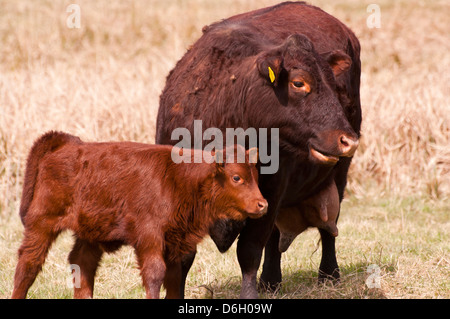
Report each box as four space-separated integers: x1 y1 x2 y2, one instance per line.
0 0 449 298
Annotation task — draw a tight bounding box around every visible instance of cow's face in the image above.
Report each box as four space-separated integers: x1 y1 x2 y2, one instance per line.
256 34 359 165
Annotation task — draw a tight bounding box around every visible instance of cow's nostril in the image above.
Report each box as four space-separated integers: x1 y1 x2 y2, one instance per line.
339 134 359 157
340 136 349 147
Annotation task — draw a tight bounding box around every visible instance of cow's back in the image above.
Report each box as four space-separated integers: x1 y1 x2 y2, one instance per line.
156 1 361 144
221 1 358 53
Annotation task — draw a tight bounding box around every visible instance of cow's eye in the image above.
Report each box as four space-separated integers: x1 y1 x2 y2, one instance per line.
291 80 311 94
293 81 304 88
232 175 242 183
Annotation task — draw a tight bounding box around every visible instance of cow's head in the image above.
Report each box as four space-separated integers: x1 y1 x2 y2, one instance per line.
255 34 359 165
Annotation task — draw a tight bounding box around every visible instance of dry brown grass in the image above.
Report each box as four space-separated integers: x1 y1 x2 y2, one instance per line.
0 0 448 299
346 0 450 199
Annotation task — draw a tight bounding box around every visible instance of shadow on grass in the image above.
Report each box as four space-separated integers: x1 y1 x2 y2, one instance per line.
265 261 395 299
189 261 396 299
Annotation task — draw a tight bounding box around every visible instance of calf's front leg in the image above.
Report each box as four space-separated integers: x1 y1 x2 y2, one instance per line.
164 260 183 299
135 246 166 299
68 238 103 299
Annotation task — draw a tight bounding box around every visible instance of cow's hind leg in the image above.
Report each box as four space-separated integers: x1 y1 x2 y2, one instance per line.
68 237 103 299
11 229 58 299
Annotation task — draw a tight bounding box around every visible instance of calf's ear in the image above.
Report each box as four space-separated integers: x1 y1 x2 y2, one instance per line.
257 54 283 87
322 50 352 77
246 147 258 164
214 149 225 168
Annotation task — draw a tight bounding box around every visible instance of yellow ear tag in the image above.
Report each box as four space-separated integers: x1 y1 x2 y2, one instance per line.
268 66 275 83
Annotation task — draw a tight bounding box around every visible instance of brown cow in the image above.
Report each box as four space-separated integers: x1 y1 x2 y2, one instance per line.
156 2 361 298
11 131 267 299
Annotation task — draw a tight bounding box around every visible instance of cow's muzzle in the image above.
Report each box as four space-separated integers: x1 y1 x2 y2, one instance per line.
309 131 359 165
338 134 359 157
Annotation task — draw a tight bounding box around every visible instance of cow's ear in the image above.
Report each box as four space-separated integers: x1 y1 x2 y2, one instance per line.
257 54 283 87
322 50 352 77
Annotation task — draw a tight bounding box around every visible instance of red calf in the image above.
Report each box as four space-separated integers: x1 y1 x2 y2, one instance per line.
11 131 267 299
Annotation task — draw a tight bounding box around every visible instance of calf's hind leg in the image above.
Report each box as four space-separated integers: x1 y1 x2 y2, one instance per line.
68 237 103 299
11 229 58 299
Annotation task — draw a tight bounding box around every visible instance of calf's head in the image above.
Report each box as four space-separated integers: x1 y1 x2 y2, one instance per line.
211 146 268 220
255 34 359 165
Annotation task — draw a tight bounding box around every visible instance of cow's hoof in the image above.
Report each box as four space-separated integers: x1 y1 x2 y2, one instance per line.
239 281 259 299
239 289 259 299
258 279 281 294
318 268 340 284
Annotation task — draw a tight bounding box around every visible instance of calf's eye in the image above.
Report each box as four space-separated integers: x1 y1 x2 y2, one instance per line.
232 175 241 183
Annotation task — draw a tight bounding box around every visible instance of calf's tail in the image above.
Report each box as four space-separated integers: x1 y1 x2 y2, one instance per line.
19 131 81 224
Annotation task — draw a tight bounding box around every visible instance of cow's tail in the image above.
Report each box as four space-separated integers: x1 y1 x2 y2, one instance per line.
19 131 81 224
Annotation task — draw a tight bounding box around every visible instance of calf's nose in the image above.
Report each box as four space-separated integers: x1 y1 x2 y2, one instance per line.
257 199 268 215
338 134 359 157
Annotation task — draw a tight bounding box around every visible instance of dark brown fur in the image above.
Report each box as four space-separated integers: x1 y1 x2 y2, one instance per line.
276 181 339 253
11 131 267 299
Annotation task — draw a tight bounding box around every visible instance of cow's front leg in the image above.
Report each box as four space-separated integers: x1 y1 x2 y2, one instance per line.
318 228 340 282
259 227 282 291
237 194 281 299
237 216 274 298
